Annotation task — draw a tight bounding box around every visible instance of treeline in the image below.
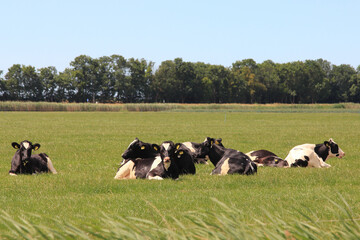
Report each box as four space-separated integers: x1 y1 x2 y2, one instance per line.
1 55 359 103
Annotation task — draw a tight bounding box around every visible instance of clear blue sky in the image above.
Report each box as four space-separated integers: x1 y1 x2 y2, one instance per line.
1 0 359 73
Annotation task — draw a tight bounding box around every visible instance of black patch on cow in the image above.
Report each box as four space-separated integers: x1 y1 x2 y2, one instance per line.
291 156 309 167
314 141 340 161
209 143 257 175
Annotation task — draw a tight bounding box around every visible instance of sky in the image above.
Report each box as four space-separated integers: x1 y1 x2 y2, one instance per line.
1 0 359 74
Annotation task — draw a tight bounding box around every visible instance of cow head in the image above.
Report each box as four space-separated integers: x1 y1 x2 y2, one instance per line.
121 138 160 159
324 138 345 159
198 137 223 158
12 140 40 161
173 143 193 161
160 141 175 163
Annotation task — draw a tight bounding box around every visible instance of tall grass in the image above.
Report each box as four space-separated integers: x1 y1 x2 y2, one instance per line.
1 197 358 239
1 101 360 112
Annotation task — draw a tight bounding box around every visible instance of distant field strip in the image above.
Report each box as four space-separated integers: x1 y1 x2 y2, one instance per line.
1 101 360 112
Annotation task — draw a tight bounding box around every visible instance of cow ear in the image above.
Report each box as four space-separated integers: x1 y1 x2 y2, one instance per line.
33 144 41 151
12 142 20 149
152 144 160 152
175 143 181 150
324 141 330 148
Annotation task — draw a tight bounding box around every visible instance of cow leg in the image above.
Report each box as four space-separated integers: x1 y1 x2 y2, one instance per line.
114 161 135 179
147 175 164 180
46 157 57 174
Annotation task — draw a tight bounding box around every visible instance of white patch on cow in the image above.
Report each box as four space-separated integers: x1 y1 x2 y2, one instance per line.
9 173 17 176
22 142 30 149
245 151 257 161
114 161 135 179
149 156 162 172
46 157 58 174
164 160 171 170
220 158 230 175
183 142 195 153
148 176 163 180
285 144 329 168
162 143 170 151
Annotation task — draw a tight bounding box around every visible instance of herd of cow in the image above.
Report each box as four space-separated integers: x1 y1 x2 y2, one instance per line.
8 137 345 180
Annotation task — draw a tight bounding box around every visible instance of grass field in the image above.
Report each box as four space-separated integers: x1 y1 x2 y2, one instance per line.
0 110 359 239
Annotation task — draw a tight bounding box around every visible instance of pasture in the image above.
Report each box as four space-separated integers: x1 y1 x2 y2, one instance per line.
0 110 359 239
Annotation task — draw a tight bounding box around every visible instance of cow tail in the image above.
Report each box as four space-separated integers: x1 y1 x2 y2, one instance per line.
244 161 257 175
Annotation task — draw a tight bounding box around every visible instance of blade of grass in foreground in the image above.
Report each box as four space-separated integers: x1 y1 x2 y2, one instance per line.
1 196 359 240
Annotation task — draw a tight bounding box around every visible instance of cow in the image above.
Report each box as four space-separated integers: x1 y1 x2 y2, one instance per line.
114 139 179 180
121 137 160 160
202 137 257 175
114 155 179 180
284 138 345 168
173 143 196 174
9 140 57 175
182 138 224 164
246 150 289 167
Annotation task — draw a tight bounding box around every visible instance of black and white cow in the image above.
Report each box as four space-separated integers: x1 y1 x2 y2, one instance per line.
246 150 289 167
203 137 257 175
182 138 224 164
114 139 179 180
114 155 179 180
121 137 160 160
173 143 196 174
285 138 345 168
9 140 57 175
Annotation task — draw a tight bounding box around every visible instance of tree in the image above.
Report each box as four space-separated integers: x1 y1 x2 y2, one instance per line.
329 64 356 102
0 70 5 100
55 68 75 102
256 60 285 103
4 64 23 100
206 65 230 103
111 55 127 102
38 66 58 102
232 59 264 103
70 55 100 102
174 58 197 103
304 60 327 103
126 58 152 102
153 60 176 102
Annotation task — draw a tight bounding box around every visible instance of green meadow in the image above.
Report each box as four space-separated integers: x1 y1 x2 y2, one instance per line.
0 110 359 239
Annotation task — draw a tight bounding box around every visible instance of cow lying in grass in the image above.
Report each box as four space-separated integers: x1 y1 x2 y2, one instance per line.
114 138 179 180
162 142 196 175
182 138 224 164
9 140 57 175
203 137 257 175
285 138 345 168
245 150 288 167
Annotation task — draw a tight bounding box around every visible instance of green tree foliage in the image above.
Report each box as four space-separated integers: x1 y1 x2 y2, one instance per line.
0 55 358 103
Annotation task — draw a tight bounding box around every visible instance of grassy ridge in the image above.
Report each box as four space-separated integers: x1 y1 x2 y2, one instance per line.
1 101 360 112
0 112 359 238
